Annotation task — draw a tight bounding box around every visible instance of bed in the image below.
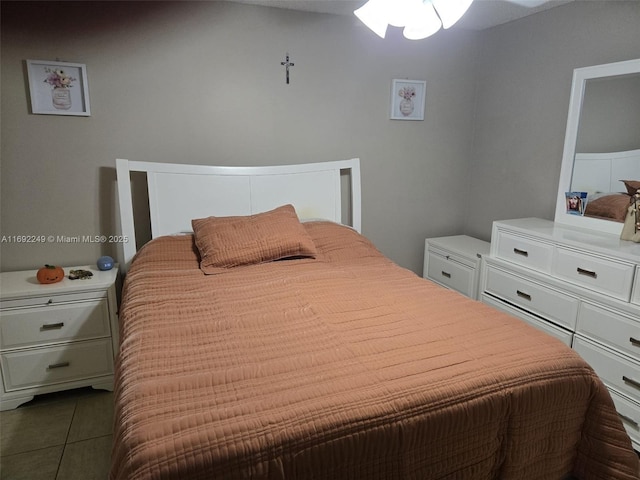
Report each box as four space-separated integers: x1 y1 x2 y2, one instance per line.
111 158 639 480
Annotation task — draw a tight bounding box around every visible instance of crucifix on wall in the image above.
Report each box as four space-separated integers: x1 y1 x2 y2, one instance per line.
280 53 294 84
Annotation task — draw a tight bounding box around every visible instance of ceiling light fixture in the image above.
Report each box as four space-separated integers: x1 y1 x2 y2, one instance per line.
354 0 474 40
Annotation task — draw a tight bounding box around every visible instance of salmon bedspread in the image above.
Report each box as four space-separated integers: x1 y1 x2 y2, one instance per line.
110 222 639 480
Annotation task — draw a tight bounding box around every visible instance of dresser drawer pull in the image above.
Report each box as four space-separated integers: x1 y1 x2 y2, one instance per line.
516 290 532 301
441 271 451 278
513 248 529 257
622 375 640 390
618 413 639 428
41 322 64 330
46 299 53 306
47 361 70 369
630 337 640 348
576 267 597 278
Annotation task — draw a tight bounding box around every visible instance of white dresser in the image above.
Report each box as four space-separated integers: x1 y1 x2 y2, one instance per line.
423 235 490 300
0 265 119 410
480 218 640 450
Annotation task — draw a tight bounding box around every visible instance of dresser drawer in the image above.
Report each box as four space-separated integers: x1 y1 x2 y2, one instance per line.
484 266 579 331
553 247 634 301
0 290 108 310
573 336 640 404
494 231 553 273
609 389 640 450
1 339 114 391
0 299 110 349
482 294 573 347
577 302 640 362
632 267 640 307
426 251 475 298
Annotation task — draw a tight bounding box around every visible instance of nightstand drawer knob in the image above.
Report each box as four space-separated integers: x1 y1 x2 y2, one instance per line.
513 248 529 257
46 299 53 305
441 271 451 278
631 337 640 348
47 361 70 370
41 322 64 330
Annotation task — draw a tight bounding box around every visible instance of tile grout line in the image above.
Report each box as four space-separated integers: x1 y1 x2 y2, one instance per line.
54 398 78 480
0 444 62 459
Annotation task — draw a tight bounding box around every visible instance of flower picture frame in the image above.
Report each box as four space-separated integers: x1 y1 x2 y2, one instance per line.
390 79 426 121
26 59 91 116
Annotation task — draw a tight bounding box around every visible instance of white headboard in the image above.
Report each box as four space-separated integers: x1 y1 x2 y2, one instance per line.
572 149 640 194
116 158 361 269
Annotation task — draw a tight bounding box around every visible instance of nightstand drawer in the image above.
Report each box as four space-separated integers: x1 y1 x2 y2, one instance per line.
609 389 640 449
0 290 108 310
428 245 478 269
0 299 110 349
573 336 640 404
553 247 634 301
1 339 114 392
426 251 474 297
494 231 553 273
577 302 640 362
485 265 579 331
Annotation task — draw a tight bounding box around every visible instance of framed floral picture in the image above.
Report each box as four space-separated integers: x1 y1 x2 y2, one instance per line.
390 79 426 121
26 60 91 116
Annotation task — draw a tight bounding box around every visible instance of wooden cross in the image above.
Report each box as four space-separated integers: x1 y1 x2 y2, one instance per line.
280 53 294 85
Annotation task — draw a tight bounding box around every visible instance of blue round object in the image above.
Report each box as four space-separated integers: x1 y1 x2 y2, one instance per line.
97 256 114 271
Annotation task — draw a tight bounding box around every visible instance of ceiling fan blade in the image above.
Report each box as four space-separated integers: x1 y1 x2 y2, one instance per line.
504 0 549 7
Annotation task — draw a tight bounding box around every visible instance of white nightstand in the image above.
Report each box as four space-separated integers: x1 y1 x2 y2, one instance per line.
0 265 119 410
423 235 490 300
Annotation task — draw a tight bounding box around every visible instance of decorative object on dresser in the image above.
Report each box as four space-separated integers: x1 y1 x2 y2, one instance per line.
621 192 640 243
0 265 119 410
36 264 64 284
481 217 640 450
96 255 115 271
423 235 490 300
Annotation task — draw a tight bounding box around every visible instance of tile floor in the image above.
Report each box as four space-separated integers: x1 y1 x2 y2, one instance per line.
0 387 113 480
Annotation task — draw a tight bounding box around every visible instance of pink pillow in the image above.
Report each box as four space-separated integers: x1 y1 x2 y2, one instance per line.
192 204 318 274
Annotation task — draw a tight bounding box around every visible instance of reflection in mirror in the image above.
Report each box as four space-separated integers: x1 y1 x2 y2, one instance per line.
555 58 640 235
576 74 640 153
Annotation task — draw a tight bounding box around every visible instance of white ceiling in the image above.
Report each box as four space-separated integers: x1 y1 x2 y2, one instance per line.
228 0 575 30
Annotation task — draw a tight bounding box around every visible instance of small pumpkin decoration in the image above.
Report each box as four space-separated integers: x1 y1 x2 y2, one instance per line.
37 264 65 284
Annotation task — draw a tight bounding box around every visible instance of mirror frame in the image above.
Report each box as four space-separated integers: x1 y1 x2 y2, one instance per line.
554 57 640 235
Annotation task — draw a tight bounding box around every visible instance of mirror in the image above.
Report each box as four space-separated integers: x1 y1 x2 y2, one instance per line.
555 58 640 235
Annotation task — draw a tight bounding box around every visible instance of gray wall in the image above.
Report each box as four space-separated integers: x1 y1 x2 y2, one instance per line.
1 1 640 274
